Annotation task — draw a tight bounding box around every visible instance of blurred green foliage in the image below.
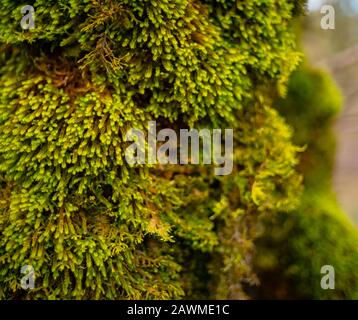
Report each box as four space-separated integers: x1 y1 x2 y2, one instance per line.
256 66 358 299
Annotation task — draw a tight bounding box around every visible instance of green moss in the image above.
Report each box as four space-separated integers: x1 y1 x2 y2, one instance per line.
0 0 304 299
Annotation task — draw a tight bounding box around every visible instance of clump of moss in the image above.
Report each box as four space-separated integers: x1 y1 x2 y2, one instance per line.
0 0 305 299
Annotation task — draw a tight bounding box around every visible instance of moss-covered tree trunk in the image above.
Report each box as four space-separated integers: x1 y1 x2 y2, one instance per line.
0 0 304 299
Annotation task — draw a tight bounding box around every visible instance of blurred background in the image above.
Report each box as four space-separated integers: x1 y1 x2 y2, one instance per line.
304 0 358 224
